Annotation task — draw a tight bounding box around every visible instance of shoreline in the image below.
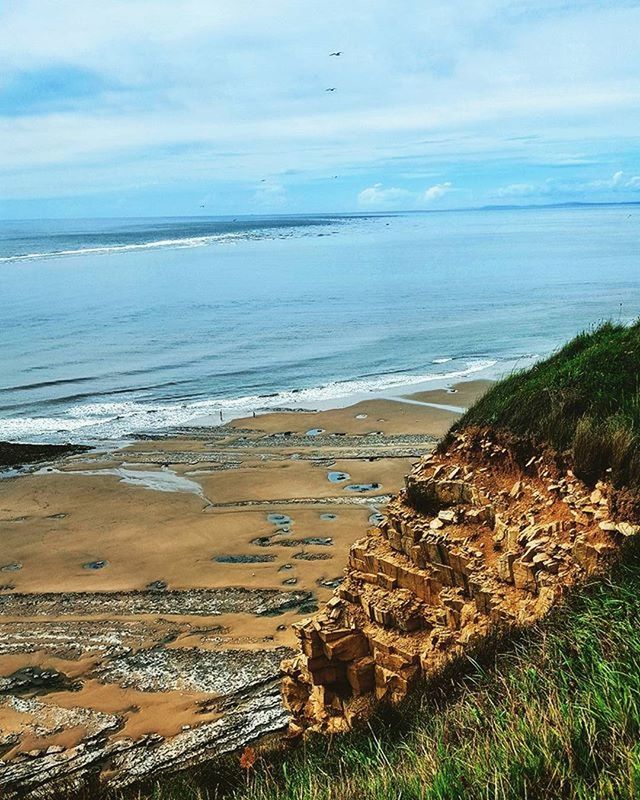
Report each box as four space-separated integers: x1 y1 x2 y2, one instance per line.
0 373 498 454
0 378 492 794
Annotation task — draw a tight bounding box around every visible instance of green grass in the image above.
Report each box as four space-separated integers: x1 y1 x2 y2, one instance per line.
448 320 640 490
122 554 640 800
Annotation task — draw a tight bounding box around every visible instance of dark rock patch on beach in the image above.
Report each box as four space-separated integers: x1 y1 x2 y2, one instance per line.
0 441 89 470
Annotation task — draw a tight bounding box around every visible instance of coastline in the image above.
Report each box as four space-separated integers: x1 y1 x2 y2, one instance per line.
0 361 503 446
0 378 491 794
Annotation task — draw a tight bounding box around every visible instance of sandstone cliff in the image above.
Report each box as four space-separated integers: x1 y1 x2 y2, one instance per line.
282 427 639 733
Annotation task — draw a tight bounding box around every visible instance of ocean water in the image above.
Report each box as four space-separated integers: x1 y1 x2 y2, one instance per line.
1 206 638 443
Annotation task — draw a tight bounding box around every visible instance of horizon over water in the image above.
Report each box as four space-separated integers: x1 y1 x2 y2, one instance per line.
1 205 639 443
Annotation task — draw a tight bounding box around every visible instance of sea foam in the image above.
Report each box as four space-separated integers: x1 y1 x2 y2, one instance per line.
0 233 244 264
0 359 498 443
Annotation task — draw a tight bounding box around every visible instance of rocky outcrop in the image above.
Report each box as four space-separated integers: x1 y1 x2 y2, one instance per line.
0 441 89 470
0 587 314 798
0 661 289 797
282 428 639 733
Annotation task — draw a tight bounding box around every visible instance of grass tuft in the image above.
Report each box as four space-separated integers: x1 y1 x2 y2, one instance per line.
450 320 640 490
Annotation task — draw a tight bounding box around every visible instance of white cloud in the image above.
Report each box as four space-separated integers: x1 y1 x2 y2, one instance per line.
422 181 452 202
492 170 640 201
495 183 539 198
357 183 412 208
585 171 640 191
358 181 457 209
2 1 640 210
610 171 640 190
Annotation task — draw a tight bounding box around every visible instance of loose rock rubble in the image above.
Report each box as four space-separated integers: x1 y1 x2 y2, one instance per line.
282 428 639 733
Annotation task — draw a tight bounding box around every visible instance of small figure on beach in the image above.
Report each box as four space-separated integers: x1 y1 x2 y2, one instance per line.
219 410 223 422
252 411 256 418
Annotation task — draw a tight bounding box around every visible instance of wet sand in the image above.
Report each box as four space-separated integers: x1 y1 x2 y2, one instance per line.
230 397 459 437
404 378 493 409
0 381 489 792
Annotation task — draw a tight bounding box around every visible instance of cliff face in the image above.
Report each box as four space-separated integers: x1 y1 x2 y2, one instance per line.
282 427 638 733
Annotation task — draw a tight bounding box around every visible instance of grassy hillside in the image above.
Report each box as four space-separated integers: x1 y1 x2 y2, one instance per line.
451 321 640 490
123 322 640 800
129 558 640 800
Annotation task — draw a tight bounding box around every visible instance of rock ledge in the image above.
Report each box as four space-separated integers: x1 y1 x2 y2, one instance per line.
282 428 638 732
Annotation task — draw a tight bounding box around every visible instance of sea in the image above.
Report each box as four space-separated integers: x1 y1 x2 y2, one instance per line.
1 205 638 443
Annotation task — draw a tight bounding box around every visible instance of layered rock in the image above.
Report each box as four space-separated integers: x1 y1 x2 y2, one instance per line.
282 428 639 732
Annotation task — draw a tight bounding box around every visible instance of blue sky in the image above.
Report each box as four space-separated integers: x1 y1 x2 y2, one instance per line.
1 0 639 218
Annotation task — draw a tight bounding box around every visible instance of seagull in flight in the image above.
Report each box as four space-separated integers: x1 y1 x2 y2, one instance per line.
329 51 342 56
325 87 336 92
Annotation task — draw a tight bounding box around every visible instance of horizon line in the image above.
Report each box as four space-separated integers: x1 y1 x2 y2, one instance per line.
2 198 640 223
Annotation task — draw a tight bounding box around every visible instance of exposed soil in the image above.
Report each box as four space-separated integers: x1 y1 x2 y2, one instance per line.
283 426 637 733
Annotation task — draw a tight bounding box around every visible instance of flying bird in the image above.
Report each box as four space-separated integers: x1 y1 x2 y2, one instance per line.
329 51 342 56
325 87 336 92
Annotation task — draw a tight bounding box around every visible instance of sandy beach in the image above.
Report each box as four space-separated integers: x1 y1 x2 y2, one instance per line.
0 380 490 791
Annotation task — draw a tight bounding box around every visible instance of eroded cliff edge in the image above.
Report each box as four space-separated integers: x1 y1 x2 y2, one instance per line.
282 426 639 732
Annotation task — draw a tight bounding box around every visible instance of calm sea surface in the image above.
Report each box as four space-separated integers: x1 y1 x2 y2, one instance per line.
1 206 638 442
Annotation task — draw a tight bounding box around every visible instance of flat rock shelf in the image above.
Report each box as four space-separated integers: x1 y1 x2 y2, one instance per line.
0 390 467 796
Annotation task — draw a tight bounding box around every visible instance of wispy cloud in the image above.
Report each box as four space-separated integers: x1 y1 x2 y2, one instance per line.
358 181 458 209
492 170 640 203
592 170 640 190
1 1 639 215
357 184 413 208
495 183 539 198
252 182 287 208
422 182 453 202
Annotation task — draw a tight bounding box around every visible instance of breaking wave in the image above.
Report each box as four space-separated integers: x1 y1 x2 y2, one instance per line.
0 233 247 264
0 359 498 443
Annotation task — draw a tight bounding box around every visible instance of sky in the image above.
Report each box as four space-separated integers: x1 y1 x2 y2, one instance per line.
1 0 640 218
